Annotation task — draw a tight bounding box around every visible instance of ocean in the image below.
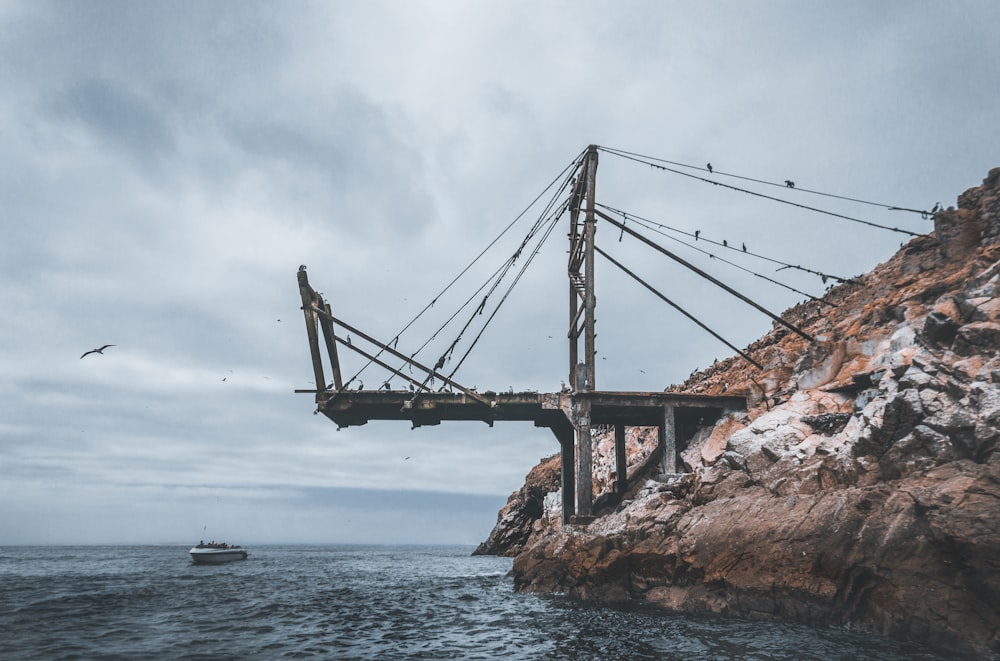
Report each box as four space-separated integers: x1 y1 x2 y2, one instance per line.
0 545 963 660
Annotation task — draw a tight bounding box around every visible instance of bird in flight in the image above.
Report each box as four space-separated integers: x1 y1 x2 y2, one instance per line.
80 344 115 359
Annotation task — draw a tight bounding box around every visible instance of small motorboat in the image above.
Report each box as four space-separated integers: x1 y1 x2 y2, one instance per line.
189 541 248 564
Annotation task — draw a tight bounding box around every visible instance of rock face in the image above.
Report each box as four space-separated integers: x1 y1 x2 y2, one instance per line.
474 427 660 556
487 168 1000 657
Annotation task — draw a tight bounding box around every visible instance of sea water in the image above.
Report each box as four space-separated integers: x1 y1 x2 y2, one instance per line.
0 545 964 660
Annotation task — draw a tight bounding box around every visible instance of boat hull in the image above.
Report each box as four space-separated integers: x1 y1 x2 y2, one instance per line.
189 547 248 564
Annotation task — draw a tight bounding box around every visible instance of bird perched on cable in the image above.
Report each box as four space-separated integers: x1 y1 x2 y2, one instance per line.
785 180 795 188
742 243 747 252
706 163 713 173
80 344 115 359
694 230 701 240
931 202 941 213
723 239 728 247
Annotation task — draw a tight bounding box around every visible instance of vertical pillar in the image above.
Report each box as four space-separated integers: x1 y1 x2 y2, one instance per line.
569 279 579 388
615 423 627 495
555 425 576 524
574 396 593 518
659 404 677 474
583 145 598 391
318 302 344 391
298 269 326 400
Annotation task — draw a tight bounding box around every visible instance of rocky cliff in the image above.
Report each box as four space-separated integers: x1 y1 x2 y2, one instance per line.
484 168 1000 657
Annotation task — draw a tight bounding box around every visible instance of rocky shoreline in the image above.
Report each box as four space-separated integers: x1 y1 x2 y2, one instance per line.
479 168 1000 657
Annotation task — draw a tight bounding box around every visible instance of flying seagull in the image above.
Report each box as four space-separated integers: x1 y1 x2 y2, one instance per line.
80 344 115 359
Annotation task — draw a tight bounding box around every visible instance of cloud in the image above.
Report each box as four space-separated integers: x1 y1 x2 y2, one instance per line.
1 0 998 544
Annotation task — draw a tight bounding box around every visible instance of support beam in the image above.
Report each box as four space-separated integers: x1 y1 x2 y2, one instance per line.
615 423 627 495
574 396 593 518
546 422 576 525
659 404 677 474
297 269 326 400
583 145 598 391
319 302 344 391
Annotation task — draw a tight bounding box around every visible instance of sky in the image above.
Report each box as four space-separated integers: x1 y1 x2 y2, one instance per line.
1 1 997 545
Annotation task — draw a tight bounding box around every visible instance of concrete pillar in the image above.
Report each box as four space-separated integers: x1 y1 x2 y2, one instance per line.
659 404 676 474
615 423 627 494
552 424 576 524
574 397 593 517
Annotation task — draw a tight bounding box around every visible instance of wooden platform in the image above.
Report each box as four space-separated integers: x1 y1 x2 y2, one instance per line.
304 388 747 431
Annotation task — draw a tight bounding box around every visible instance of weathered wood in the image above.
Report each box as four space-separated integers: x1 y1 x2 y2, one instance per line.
568 279 578 386
297 269 326 399
319 302 344 390
317 388 744 429
659 404 677 473
574 395 593 517
583 145 598 391
544 420 576 524
615 423 627 495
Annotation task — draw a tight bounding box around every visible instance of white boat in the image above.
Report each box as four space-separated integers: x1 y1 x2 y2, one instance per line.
189 543 248 564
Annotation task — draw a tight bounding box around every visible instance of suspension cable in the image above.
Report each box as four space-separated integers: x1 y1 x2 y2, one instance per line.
597 145 931 216
595 245 763 370
341 149 586 389
597 147 923 236
447 205 567 379
597 203 847 297
597 209 816 342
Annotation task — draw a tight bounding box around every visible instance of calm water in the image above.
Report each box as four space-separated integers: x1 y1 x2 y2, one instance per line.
0 545 964 660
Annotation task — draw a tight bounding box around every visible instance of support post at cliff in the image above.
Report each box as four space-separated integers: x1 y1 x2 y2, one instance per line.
615 423 627 495
547 422 576 525
659 404 677 474
574 397 593 519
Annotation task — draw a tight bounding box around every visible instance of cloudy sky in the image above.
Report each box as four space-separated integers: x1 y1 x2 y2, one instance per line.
1 1 997 545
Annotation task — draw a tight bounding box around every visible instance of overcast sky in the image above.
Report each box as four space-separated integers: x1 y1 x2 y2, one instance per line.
1 1 997 545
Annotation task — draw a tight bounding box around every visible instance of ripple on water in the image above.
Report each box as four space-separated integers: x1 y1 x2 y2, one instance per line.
0 545 970 661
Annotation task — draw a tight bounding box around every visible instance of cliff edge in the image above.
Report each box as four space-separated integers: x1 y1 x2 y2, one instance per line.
486 168 1000 656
